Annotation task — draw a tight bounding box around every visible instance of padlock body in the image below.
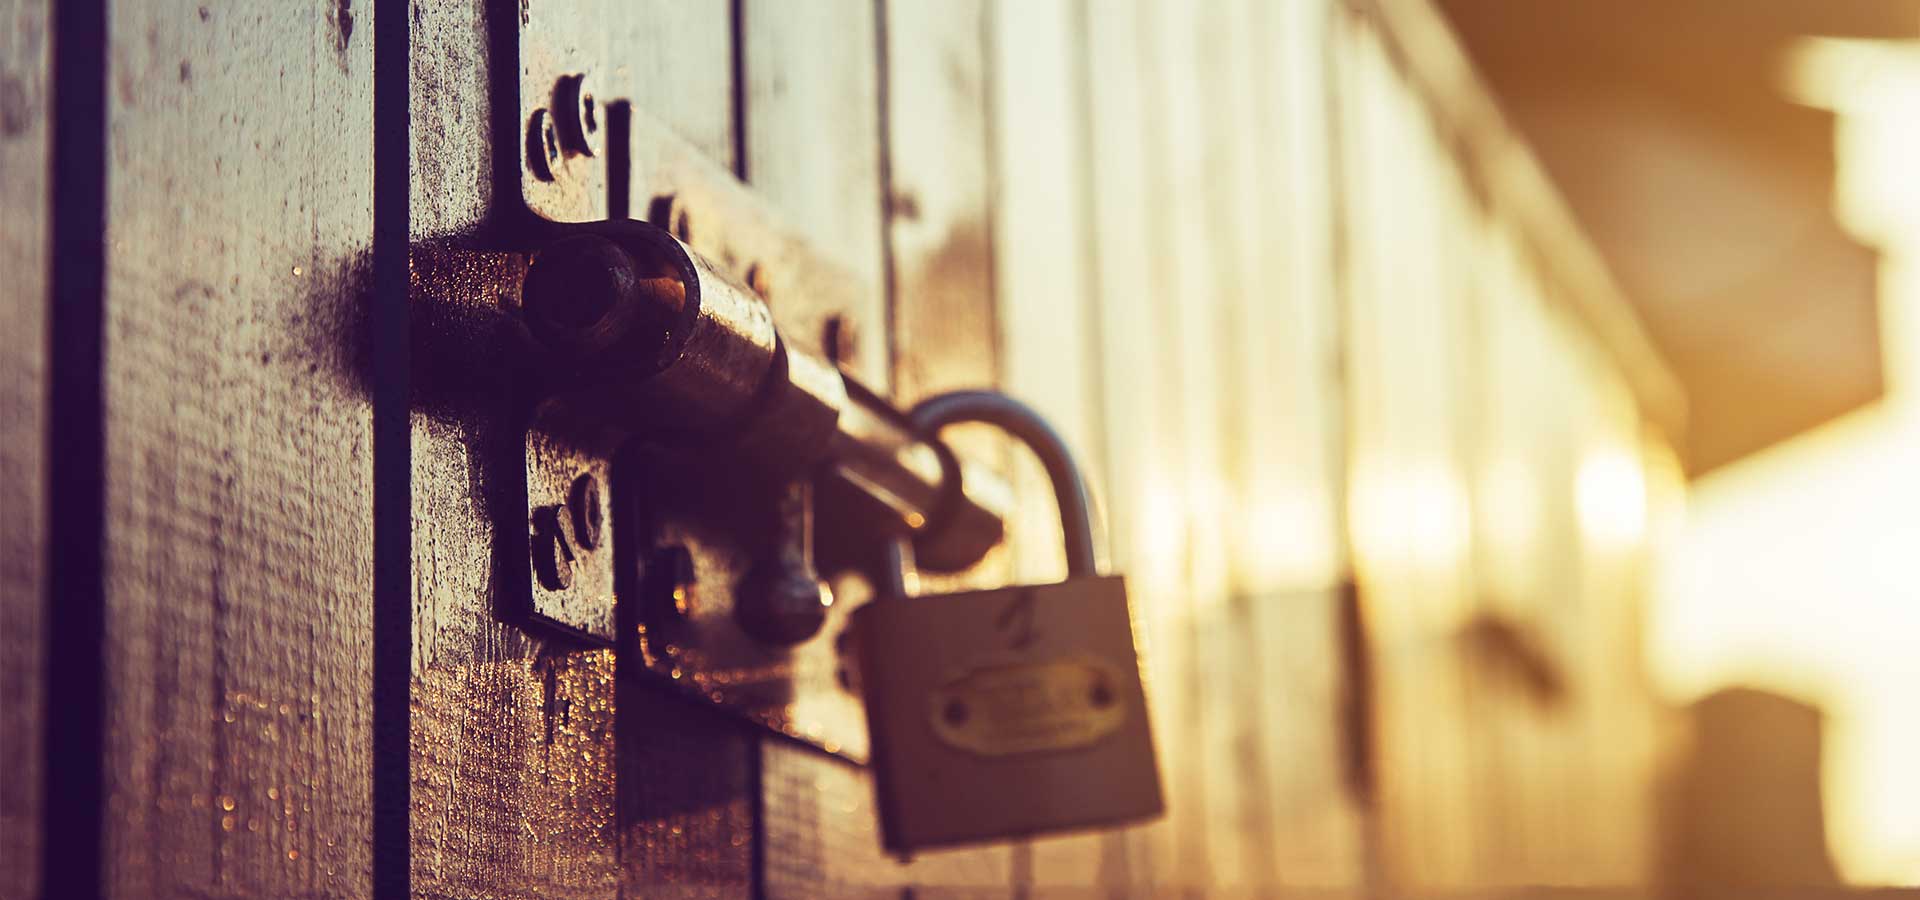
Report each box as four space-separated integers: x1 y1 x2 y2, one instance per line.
850 575 1163 854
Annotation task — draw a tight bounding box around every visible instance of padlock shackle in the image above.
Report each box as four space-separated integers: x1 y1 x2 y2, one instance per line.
908 391 1099 579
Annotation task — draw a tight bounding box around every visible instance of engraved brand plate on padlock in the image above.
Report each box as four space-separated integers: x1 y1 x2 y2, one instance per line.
851 574 1164 854
930 656 1128 756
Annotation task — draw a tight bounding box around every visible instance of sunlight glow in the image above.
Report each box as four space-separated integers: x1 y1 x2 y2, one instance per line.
1647 37 1920 885
1575 447 1647 550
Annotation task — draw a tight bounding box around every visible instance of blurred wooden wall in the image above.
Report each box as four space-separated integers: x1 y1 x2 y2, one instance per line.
992 0 1683 894
6 0 1683 898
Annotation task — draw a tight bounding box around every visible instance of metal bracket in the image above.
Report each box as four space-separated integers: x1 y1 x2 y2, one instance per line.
506 1 613 223
520 403 619 642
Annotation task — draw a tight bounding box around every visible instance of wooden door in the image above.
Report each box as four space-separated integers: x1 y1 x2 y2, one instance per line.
9 1 1681 898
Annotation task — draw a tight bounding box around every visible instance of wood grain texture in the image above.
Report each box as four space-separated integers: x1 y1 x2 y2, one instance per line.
408 0 492 240
739 0 889 389
98 2 374 898
0 1 47 895
621 0 735 170
408 3 627 890
885 0 996 409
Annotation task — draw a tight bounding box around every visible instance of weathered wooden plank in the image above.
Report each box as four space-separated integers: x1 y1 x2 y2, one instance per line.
407 2 759 898
736 2 908 895
886 0 995 412
1237 0 1367 889
988 0 1104 569
983 0 1133 891
410 4 609 895
1338 23 1484 887
879 0 1011 628
739 0 888 389
1185 2 1300 894
1077 0 1196 892
0 1 48 896
97 3 374 898
623 1 735 172
1133 0 1232 891
883 0 1012 609
408 0 492 239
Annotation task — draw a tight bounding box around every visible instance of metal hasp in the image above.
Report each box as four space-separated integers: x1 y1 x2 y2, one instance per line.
519 218 1009 574
494 9 1011 757
511 217 1011 758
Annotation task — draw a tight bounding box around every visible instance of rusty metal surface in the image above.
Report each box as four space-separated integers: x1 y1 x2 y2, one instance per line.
512 0 613 221
619 441 871 759
523 422 619 641
514 219 1011 561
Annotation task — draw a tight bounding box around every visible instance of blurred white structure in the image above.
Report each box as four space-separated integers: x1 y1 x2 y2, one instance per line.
1654 37 1920 885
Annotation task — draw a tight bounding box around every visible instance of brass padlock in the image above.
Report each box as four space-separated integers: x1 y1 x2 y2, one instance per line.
849 391 1164 855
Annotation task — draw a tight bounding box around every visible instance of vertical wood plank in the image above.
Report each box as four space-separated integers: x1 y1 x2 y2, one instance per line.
410 4 611 895
1342 29 1484 886
884 0 1010 631
407 2 758 898
0 1 47 895
989 0 1104 524
985 0 1127 891
738 2 907 896
887 0 996 411
1078 0 1200 891
407 0 490 239
99 2 374 898
624 1 736 171
740 0 888 388
1191 2 1294 894
1197 0 1367 893
1243 0 1369 889
1141 0 1234 891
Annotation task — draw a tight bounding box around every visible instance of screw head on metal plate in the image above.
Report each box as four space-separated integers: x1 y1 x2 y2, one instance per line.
568 473 604 550
532 505 576 591
551 72 601 158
